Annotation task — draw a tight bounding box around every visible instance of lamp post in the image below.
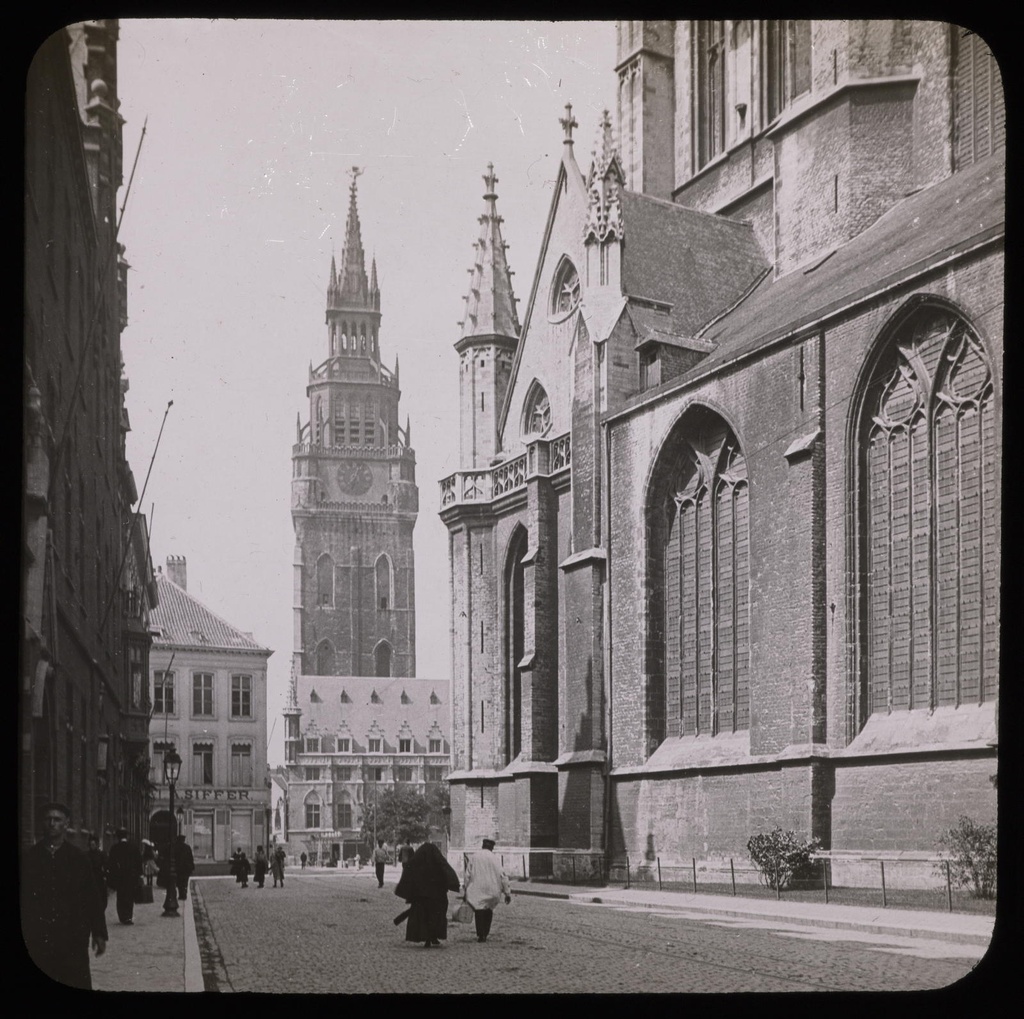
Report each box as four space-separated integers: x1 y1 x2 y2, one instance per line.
161 748 182 917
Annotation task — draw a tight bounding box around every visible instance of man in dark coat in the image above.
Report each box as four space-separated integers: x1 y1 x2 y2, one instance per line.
393 842 460 947
22 803 108 989
106 827 142 924
174 834 195 900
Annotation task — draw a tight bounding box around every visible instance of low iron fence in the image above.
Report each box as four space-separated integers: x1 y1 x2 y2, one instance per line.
477 849 994 915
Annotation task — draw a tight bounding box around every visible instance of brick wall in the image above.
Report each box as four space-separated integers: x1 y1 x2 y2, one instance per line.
832 755 996 850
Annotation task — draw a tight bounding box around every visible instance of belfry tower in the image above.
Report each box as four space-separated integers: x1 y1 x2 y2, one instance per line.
289 168 418 706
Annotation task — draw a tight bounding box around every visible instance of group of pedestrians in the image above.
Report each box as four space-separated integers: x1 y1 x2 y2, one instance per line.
21 802 198 990
230 845 287 888
393 837 511 948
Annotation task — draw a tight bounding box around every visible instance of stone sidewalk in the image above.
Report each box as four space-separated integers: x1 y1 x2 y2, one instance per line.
509 882 996 946
84 869 995 992
90 884 203 993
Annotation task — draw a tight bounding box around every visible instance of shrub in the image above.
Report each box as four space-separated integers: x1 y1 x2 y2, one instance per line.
747 826 821 890
938 816 997 899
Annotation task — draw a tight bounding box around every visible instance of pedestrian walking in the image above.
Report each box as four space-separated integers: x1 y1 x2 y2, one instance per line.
106 827 143 924
393 841 460 948
86 834 109 915
300 851 307 869
462 838 512 943
253 846 268 888
372 838 389 887
398 839 415 869
271 845 286 887
22 803 108 989
174 834 195 900
234 850 251 888
141 839 159 889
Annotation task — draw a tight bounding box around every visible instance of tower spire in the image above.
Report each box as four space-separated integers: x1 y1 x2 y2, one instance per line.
458 162 520 341
333 166 369 306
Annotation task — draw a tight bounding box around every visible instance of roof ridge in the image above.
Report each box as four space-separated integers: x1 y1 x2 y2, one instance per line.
153 574 270 652
622 189 760 235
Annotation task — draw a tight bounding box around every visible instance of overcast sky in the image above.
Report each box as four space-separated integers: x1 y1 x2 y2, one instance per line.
114 20 617 764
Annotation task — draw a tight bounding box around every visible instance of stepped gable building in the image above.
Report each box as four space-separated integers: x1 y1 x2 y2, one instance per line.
282 675 450 864
440 20 1002 884
22 20 159 852
291 168 418 683
148 556 273 863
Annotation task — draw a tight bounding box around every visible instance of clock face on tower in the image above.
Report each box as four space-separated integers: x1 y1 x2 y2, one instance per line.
337 461 373 496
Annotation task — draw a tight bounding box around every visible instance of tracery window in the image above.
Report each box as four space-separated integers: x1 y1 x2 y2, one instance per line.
648 410 750 742
860 304 997 716
522 382 551 438
552 259 581 316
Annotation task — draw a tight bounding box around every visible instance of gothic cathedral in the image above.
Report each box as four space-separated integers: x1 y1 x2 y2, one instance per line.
290 170 418 684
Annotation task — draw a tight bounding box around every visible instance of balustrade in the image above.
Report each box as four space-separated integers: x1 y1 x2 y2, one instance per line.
439 432 570 510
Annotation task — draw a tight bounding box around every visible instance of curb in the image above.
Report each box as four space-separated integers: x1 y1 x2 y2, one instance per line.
182 884 204 992
510 886 994 947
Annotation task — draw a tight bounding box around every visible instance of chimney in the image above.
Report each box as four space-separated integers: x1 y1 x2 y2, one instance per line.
166 555 187 590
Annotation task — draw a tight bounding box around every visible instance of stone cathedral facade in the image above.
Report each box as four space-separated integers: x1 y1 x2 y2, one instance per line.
440 21 1002 883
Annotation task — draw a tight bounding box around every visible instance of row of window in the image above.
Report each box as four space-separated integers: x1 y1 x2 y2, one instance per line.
152 739 256 787
313 394 381 446
495 303 997 761
300 764 447 783
693 20 812 170
303 736 444 754
328 321 377 357
315 551 394 607
152 671 254 718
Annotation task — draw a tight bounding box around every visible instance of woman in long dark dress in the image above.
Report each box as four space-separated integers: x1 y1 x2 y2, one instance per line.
393 842 460 947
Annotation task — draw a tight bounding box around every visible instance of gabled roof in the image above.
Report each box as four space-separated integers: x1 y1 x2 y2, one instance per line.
619 191 770 337
295 675 448 746
150 573 271 654
696 150 1005 366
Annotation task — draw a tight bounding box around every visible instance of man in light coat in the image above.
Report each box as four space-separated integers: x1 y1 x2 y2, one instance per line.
462 838 511 943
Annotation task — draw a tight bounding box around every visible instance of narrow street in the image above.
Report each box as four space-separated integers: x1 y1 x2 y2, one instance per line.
191 872 984 994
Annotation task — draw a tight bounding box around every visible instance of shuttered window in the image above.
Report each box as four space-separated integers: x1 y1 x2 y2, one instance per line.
954 29 1005 168
863 307 997 714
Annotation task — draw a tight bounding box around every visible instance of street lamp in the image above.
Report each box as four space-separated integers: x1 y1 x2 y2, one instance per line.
162 747 182 917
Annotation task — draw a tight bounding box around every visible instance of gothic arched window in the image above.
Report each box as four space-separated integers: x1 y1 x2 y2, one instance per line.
374 641 393 678
316 553 334 607
375 553 393 611
647 408 750 746
551 257 581 316
859 303 997 718
522 381 551 439
504 526 528 763
315 640 336 676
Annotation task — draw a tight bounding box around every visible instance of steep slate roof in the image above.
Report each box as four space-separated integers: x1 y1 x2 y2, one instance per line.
694 150 1005 367
295 674 448 749
150 573 270 653
619 190 770 337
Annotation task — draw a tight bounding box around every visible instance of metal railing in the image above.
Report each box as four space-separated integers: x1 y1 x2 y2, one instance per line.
468 849 994 915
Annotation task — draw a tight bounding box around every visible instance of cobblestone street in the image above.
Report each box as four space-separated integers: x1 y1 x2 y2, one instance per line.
191 872 984 993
